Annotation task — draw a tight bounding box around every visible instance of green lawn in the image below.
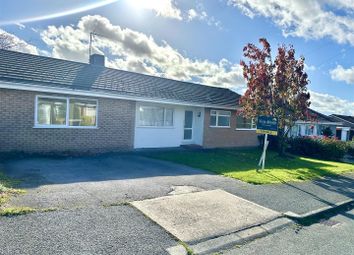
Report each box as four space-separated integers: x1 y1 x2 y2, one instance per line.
144 148 354 184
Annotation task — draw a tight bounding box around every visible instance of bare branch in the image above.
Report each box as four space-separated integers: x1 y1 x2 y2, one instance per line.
0 32 18 50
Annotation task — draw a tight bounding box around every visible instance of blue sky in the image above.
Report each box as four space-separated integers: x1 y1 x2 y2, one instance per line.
1 0 354 115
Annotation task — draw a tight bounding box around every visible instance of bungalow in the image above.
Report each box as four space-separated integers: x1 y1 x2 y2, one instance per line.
330 114 354 141
289 109 354 141
0 49 258 153
289 109 342 138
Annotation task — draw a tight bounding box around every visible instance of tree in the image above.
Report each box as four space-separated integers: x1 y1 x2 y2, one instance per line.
239 38 311 155
0 32 17 50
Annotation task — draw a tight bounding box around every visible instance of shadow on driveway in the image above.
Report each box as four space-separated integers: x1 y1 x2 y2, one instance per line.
3 153 209 188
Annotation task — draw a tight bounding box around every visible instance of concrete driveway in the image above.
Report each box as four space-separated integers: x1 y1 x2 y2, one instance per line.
3 153 354 214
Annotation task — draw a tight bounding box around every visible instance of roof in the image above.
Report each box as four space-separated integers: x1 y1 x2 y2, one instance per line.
0 49 240 109
330 114 354 128
307 109 339 123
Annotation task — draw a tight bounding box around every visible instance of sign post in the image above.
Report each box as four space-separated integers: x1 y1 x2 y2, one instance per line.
256 116 278 171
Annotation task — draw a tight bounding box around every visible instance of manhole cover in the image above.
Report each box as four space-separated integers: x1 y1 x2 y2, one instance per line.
319 219 341 227
168 185 204 195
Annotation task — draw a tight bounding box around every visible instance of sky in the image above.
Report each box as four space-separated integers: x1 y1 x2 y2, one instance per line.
0 0 354 115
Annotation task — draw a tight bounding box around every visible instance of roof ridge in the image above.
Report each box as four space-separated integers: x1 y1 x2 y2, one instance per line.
330 114 354 124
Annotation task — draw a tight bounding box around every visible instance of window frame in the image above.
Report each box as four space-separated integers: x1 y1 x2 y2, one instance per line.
209 109 231 128
34 95 98 129
235 116 257 130
136 105 175 128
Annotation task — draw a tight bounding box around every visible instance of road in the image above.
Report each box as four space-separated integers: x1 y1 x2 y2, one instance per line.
224 208 354 255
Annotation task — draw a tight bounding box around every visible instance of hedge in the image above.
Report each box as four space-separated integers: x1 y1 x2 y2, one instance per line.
288 137 350 161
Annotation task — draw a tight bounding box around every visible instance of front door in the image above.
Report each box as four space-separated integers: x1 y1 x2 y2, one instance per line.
184 110 193 141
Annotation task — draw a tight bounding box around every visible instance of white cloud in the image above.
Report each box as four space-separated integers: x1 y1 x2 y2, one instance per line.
40 15 245 92
187 6 222 29
0 29 38 54
187 9 198 20
131 0 182 20
15 23 26 30
187 9 207 21
228 0 354 45
330 65 354 84
310 90 354 115
304 63 316 72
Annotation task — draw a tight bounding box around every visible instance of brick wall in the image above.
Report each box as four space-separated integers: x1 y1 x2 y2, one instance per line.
0 89 135 153
203 108 259 148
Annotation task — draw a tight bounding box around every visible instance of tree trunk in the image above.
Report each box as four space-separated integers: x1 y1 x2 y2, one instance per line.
277 126 292 157
277 128 286 156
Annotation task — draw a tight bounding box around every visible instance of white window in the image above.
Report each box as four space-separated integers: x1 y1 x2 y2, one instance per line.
35 96 97 128
290 125 300 137
138 106 174 127
236 116 256 130
69 99 97 127
37 97 67 126
210 110 231 127
305 124 315 136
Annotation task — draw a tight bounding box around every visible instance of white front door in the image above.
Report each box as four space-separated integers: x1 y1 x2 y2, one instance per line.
184 110 193 141
341 129 349 141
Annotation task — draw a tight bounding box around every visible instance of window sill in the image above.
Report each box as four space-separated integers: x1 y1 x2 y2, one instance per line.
33 126 98 129
136 126 175 129
235 128 256 131
209 126 231 128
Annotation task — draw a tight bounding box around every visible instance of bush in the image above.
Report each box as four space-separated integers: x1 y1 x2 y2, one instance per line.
288 137 350 161
348 141 354 157
257 135 280 150
321 126 333 137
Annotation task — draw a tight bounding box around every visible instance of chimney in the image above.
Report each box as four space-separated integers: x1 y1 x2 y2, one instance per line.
89 54 105 66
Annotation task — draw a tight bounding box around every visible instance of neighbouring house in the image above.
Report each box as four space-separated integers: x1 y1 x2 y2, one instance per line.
0 49 259 153
289 109 354 141
330 114 354 141
289 109 342 139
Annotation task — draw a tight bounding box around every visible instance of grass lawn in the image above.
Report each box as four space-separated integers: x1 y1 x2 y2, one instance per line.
144 148 354 184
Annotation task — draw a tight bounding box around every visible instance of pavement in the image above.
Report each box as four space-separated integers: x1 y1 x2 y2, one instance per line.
223 208 354 255
3 154 354 215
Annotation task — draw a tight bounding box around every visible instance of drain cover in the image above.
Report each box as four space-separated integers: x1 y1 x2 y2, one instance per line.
319 219 341 227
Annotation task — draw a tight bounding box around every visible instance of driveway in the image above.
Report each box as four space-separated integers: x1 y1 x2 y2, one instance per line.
0 205 177 255
1 153 353 255
3 153 354 214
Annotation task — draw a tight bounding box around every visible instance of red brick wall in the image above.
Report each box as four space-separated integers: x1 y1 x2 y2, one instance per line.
203 108 259 148
0 89 135 153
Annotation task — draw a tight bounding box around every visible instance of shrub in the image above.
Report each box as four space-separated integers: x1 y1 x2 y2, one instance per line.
257 135 280 150
288 137 350 161
321 126 333 137
348 141 354 157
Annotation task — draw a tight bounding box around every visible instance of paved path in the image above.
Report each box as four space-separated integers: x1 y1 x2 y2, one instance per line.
224 208 354 255
3 154 353 215
132 189 281 243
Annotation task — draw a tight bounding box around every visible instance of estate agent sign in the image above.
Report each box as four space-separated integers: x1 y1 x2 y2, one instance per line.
256 116 278 136
256 116 278 171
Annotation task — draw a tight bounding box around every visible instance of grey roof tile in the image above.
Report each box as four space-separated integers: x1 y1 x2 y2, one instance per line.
0 49 240 109
330 114 354 128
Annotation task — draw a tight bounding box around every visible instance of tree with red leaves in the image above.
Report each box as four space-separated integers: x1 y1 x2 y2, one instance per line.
240 38 311 155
